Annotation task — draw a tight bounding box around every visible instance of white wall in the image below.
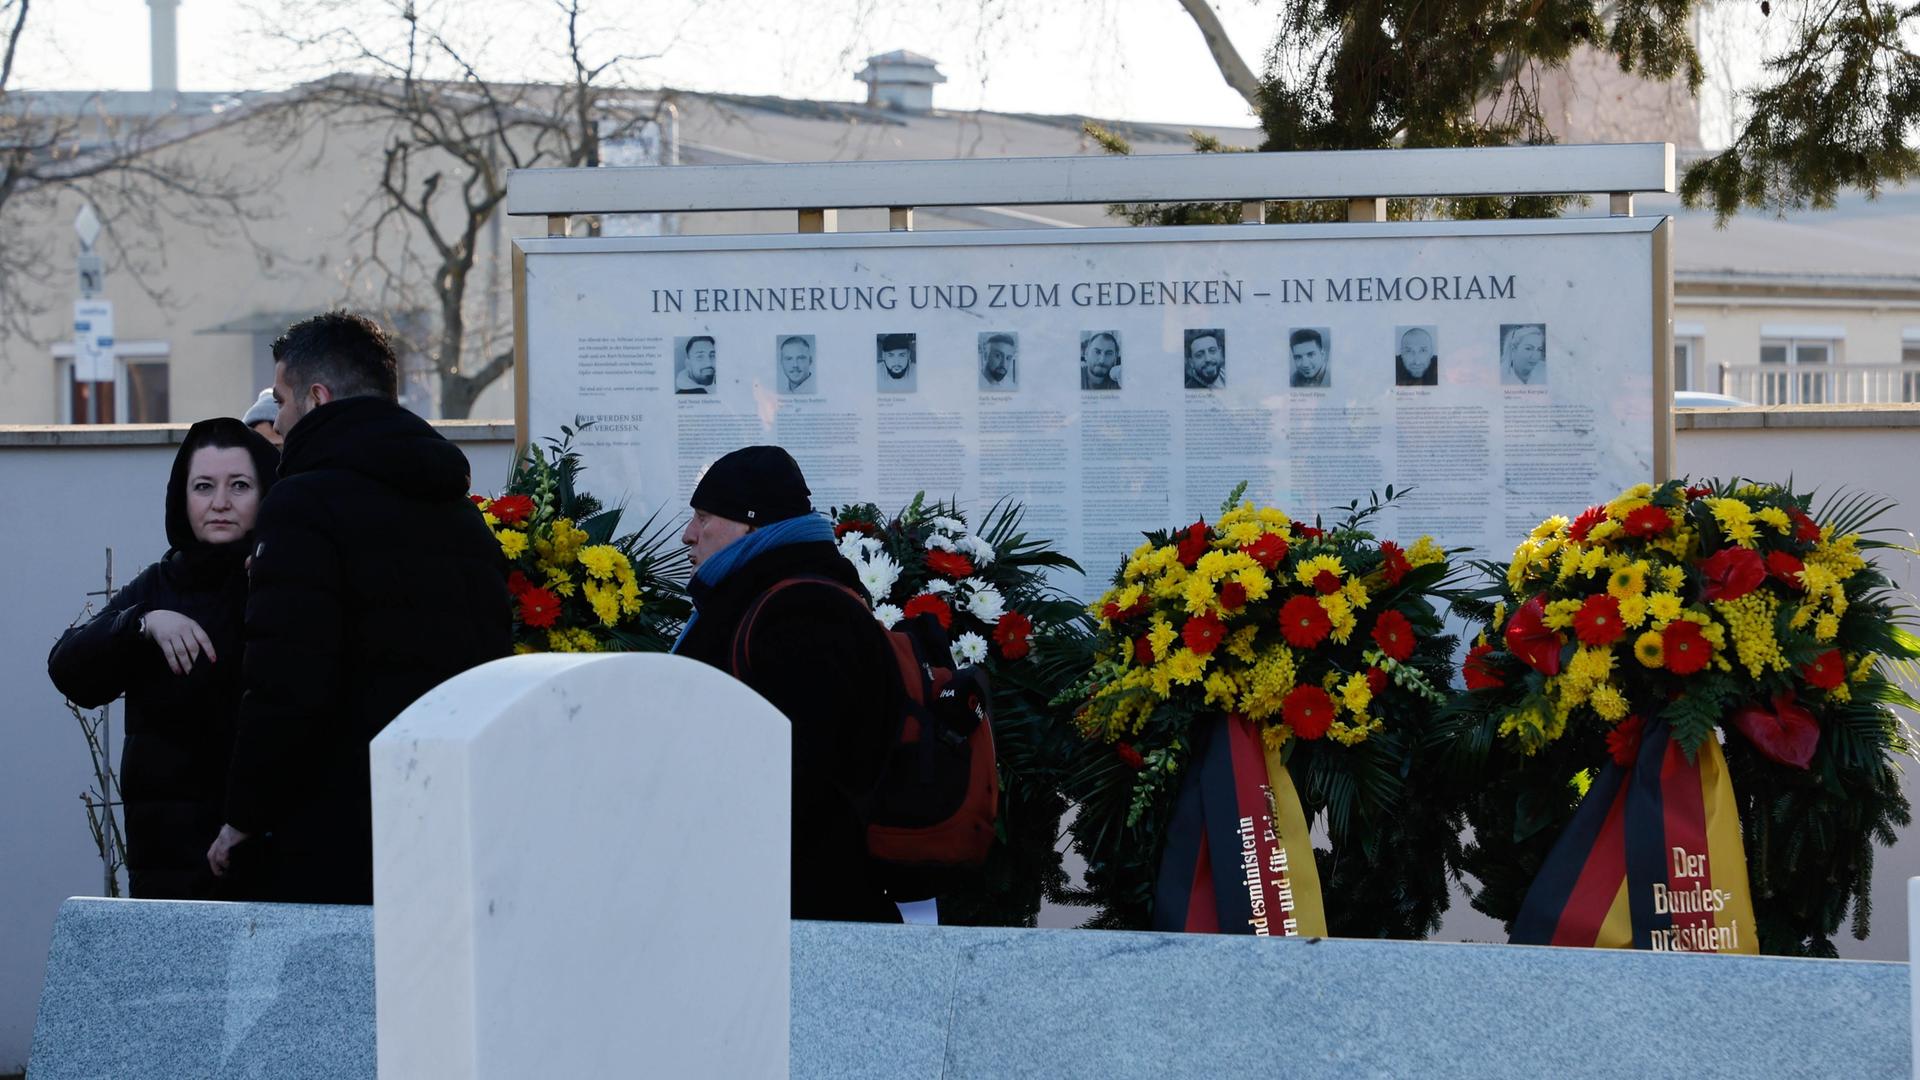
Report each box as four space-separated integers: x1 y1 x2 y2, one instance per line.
0 424 513 1071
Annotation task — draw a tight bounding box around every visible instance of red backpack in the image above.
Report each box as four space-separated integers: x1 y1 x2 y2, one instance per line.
729 576 999 894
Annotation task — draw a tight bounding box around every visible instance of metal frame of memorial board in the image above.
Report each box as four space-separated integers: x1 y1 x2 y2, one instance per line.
507 146 1674 594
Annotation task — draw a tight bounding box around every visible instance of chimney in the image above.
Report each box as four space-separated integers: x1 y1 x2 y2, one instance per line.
149 0 180 95
853 51 946 112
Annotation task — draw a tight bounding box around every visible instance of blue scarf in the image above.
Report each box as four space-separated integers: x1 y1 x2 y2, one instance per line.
671 513 836 653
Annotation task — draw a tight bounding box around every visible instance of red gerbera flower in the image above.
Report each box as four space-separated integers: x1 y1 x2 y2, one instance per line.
926 549 976 579
1116 742 1145 770
1801 649 1845 690
1661 619 1713 675
1698 546 1766 602
1623 504 1672 539
1765 550 1806 589
1366 667 1388 696
992 611 1033 660
1242 532 1289 570
1463 643 1505 690
517 586 561 629
834 519 880 539
1788 506 1821 543
1606 714 1646 767
1278 594 1331 648
1371 609 1416 662
903 593 953 630
1176 521 1211 567
1282 685 1335 740
1296 525 1324 541
1182 613 1227 656
469 494 489 508
1133 635 1156 666
1572 594 1626 647
1219 580 1248 610
1313 569 1342 595
488 494 535 526
506 570 534 597
1503 594 1565 676
1568 505 1608 543
1377 540 1411 585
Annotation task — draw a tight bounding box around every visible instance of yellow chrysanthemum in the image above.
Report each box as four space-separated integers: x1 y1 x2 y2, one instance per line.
1607 562 1649 600
1295 554 1346 588
583 579 622 627
1633 631 1665 668
1531 516 1571 541
1543 598 1586 631
497 530 529 559
1646 591 1683 626
1340 672 1373 714
578 544 624 581
1590 683 1630 721
1161 647 1209 686
1147 616 1178 661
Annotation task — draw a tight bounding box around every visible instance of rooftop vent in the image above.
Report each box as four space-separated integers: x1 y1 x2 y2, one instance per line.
853 50 946 112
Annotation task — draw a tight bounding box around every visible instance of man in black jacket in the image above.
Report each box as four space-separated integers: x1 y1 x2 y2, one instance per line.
207 311 511 903
671 446 900 922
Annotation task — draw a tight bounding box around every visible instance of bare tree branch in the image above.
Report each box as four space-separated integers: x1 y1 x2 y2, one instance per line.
1173 0 1263 111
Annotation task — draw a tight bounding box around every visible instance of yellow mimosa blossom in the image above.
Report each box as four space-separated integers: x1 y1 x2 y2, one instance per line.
1714 591 1789 678
1815 612 1839 641
1406 536 1445 568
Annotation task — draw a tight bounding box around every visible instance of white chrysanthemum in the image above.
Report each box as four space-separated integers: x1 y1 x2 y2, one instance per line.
837 532 870 560
872 603 903 628
856 552 901 601
925 532 957 552
931 516 966 535
951 631 989 666
965 584 1006 622
960 534 996 568
925 579 955 595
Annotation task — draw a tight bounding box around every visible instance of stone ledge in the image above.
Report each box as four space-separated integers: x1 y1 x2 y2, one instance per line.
0 420 516 447
1676 404 1920 430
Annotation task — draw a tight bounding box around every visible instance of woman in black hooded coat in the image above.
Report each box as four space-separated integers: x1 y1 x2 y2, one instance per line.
48 417 279 899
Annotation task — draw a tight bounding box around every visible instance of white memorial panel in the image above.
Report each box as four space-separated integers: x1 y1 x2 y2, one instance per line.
371 652 790 1079
522 219 1664 596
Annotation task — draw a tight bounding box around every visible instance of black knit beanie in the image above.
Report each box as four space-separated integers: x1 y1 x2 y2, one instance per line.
690 445 812 525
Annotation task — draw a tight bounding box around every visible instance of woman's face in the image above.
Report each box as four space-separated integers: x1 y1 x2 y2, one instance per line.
1505 328 1545 378
186 445 261 544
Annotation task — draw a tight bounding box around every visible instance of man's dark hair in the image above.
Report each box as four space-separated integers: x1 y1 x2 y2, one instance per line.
272 311 400 402
685 335 715 355
1289 328 1324 351
876 333 915 361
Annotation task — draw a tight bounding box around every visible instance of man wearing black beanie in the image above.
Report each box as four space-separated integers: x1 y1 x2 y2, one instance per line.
672 446 901 923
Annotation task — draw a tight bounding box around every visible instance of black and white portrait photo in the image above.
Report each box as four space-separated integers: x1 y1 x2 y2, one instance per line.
674 335 717 394
877 333 917 393
979 332 1018 390
776 334 816 395
1394 326 1438 387
1080 330 1121 390
1183 329 1226 389
1289 327 1331 388
1500 323 1547 386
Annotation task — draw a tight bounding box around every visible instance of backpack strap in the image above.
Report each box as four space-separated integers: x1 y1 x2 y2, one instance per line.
728 574 873 683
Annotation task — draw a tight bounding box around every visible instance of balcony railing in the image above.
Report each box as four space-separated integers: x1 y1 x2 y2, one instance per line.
1719 362 1920 406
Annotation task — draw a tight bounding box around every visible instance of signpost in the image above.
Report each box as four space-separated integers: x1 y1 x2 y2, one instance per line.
73 205 112 424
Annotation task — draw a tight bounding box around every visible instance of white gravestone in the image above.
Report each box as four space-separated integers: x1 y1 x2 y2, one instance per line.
371 653 790 1079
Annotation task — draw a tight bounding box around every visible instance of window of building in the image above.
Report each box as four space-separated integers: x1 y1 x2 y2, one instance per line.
1673 338 1700 392
1756 336 1836 404
54 342 171 422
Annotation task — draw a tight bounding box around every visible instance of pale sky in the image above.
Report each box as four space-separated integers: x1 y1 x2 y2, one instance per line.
12 0 1281 129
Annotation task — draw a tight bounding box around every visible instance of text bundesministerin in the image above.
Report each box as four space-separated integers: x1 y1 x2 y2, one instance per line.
1239 815 1297 937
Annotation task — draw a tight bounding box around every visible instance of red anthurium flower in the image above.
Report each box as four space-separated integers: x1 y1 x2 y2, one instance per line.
1684 484 1714 501
1572 594 1626 647
1182 613 1227 656
1243 532 1289 570
1116 743 1145 770
903 593 953 630
1313 570 1342 595
518 586 561 628
1698 546 1766 602
926 549 976 579
1765 550 1806 590
1377 540 1411 585
1503 594 1565 676
1279 595 1332 648
1606 715 1646 767
1177 521 1211 567
1661 619 1713 675
1219 580 1248 610
488 494 535 526
1283 685 1335 740
1371 609 1416 662
834 519 880 539
993 611 1033 660
1366 667 1388 696
1133 636 1156 666
1623 504 1672 539
506 570 534 597
1569 505 1608 543
1801 649 1845 690
1729 693 1820 769
1463 643 1506 690
1789 507 1821 542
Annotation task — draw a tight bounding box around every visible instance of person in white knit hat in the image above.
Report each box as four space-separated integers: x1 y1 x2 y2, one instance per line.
242 388 282 448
